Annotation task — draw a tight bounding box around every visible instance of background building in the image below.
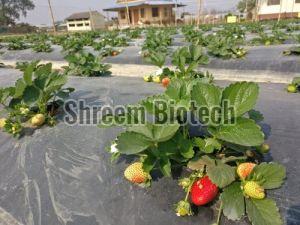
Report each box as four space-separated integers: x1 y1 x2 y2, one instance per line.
258 0 300 20
65 11 105 32
104 0 185 27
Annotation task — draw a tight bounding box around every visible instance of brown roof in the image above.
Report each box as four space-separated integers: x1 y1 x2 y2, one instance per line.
66 11 102 20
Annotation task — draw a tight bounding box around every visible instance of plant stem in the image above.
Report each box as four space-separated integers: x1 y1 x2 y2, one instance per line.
216 201 223 225
221 156 247 164
184 176 197 201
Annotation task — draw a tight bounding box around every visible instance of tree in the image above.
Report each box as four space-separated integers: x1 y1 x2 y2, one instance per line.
237 0 256 19
0 0 35 26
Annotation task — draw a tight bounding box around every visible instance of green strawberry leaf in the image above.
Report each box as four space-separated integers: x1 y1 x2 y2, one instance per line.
128 123 180 143
221 182 245 221
250 162 286 189
187 155 216 170
23 64 34 85
211 117 265 147
195 137 221 153
14 79 27 98
248 109 264 123
165 79 189 101
207 160 236 188
116 132 152 155
23 86 41 105
159 157 172 177
142 154 157 173
246 198 282 225
191 82 222 126
152 123 180 142
222 82 259 118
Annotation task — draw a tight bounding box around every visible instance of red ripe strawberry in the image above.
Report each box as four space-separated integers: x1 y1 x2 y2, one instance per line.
162 77 170 88
190 176 218 206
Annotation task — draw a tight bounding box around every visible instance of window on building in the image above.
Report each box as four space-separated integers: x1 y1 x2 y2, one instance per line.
85 23 90 26
152 7 159 17
140 8 145 18
267 0 280 5
77 23 83 27
69 24 75 27
120 10 126 19
164 8 169 17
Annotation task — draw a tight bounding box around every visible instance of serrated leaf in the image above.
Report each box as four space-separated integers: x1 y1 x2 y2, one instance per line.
142 154 157 173
14 79 27 98
165 79 189 101
191 82 222 126
152 123 180 142
159 157 171 177
116 132 152 155
251 162 286 189
23 86 41 105
23 65 34 85
187 155 215 170
129 123 180 143
178 138 194 159
207 160 236 188
221 182 245 221
212 117 264 146
195 137 221 153
246 198 282 225
248 109 264 123
222 82 259 118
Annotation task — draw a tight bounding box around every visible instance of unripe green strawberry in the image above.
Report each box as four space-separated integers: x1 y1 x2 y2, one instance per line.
124 162 150 184
175 200 192 217
237 163 256 180
179 178 190 189
259 143 270 154
0 118 7 128
287 84 297 93
243 181 265 199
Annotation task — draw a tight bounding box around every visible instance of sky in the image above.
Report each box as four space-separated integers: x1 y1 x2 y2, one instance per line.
20 0 240 26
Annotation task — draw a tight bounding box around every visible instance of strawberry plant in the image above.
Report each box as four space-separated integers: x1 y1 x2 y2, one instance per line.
124 29 142 39
142 30 172 56
207 36 247 59
250 31 286 46
63 51 111 77
16 60 41 72
61 37 84 54
283 46 300 56
286 77 300 93
99 47 121 57
32 41 53 53
51 35 68 45
100 76 286 225
171 44 210 78
0 61 74 137
7 39 29 50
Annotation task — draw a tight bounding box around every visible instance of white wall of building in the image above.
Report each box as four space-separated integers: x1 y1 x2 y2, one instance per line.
259 0 300 15
67 19 92 31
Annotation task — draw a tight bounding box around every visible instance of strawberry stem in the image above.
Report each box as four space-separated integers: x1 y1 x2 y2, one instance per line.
184 176 197 201
216 201 223 225
221 156 247 164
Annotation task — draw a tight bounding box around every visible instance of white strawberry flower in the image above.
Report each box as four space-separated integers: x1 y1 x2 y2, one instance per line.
154 68 163 76
110 143 119 153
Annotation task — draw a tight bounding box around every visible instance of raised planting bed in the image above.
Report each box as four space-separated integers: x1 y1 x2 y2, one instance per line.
0 68 299 225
